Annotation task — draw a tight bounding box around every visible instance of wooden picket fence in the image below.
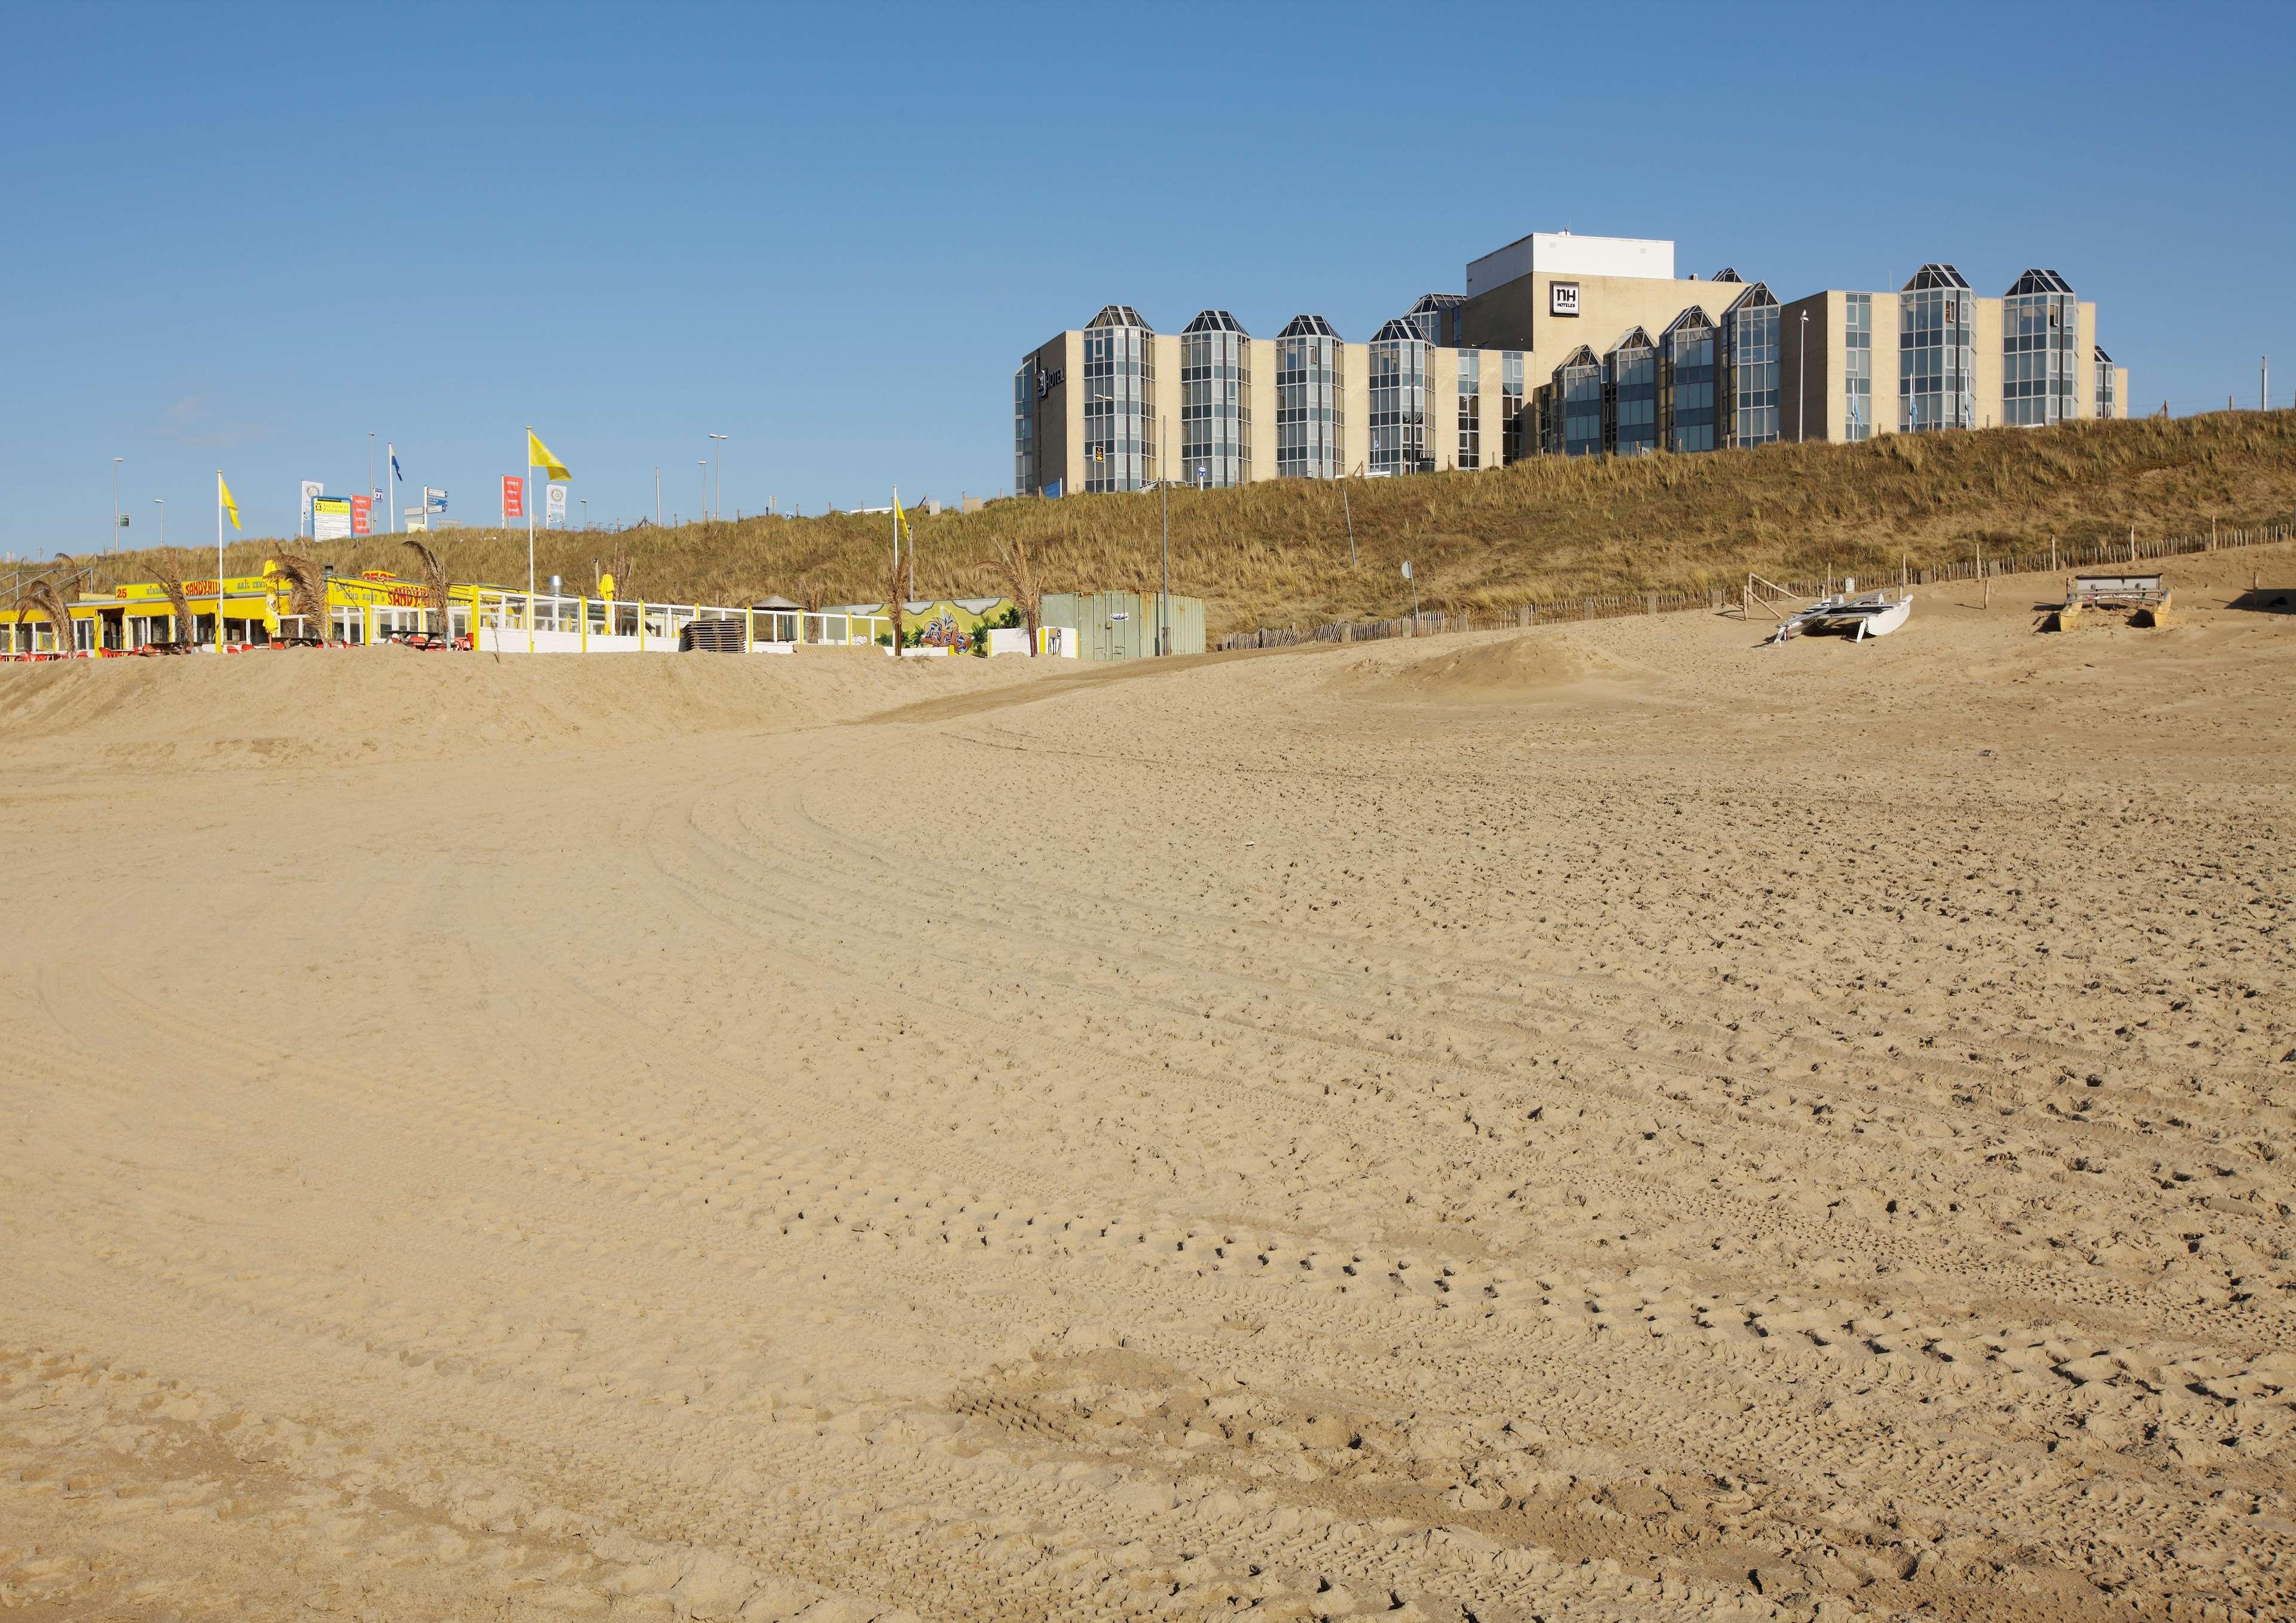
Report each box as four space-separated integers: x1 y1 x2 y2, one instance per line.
1216 518 2294 652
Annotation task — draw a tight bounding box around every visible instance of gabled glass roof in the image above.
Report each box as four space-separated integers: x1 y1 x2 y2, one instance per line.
1606 325 1657 356
1722 280 1778 313
1710 267 1744 283
1903 264 1971 292
1407 292 1464 314
2006 268 2074 297
1087 304 1153 332
1659 304 1715 338
1371 317 1430 344
1182 309 1247 335
2094 344 2114 363
1555 344 1601 372
1278 314 1339 340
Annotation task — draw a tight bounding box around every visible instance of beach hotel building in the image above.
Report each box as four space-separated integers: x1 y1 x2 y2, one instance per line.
1014 232 2132 494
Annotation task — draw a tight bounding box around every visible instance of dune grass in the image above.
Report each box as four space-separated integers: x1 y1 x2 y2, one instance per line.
57 409 2296 635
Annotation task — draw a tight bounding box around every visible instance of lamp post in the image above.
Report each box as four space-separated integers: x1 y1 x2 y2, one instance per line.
153 497 163 550
708 433 727 521
367 432 375 538
580 498 588 530
654 466 661 527
1798 308 1809 443
698 461 707 524
111 457 123 554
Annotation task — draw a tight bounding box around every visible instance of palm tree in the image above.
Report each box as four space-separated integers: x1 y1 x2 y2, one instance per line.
149 563 197 647
270 553 329 641
401 539 452 641
12 578 78 657
981 534 1043 656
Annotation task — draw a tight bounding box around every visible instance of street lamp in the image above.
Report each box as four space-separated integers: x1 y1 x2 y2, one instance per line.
367 432 375 536
654 466 661 527
580 498 588 530
1798 309 1809 443
707 433 728 521
112 457 124 553
698 460 707 524
153 497 164 550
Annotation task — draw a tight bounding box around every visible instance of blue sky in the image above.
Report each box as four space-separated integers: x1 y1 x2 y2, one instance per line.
3 0 2289 554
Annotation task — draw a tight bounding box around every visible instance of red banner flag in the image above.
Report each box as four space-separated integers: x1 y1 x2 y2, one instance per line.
350 495 372 536
502 475 526 520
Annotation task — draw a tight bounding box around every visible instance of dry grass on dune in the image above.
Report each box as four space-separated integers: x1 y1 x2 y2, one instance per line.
68 409 2296 635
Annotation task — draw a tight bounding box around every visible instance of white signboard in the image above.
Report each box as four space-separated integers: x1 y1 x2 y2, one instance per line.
312 494 353 541
1549 281 1580 317
300 479 324 534
403 511 429 533
423 486 447 513
545 482 568 530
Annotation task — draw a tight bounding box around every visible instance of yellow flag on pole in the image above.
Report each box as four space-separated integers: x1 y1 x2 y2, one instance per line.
218 472 241 530
527 430 569 481
893 501 911 549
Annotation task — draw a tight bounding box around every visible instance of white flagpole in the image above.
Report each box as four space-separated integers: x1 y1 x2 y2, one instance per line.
524 426 536 654
214 470 224 651
890 484 899 650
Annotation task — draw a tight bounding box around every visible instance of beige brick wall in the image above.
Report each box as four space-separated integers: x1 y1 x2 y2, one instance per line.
1973 297 2004 429
1429 348 1458 471
1245 338 1277 482
2075 303 2098 418
1870 294 1901 436
1341 343 1369 475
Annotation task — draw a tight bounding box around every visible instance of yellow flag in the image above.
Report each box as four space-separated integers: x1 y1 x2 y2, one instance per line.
894 502 911 548
218 472 241 530
527 429 569 481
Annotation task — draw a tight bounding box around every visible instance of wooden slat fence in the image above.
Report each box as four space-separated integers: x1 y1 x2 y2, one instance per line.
1217 519 2294 652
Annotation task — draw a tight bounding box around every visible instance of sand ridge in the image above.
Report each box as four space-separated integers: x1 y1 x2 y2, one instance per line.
2 545 2292 1621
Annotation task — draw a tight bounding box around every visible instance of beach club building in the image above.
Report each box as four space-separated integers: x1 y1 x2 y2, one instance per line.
1013 232 2132 495
6 567 1204 661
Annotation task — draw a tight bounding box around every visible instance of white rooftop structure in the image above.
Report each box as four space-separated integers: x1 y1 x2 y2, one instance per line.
1465 231 1677 297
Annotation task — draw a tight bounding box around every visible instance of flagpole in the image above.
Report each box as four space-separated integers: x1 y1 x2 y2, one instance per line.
890 484 899 650
387 443 396 535
524 425 536 654
215 470 224 652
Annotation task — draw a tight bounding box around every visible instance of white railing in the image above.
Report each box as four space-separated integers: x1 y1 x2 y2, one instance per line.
470 592 891 655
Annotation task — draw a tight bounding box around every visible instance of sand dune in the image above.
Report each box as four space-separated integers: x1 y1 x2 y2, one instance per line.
4 547 2293 1621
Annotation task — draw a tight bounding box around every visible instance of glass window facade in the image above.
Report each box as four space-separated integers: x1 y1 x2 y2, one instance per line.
2095 346 2116 420
1275 315 1342 478
1082 305 1154 491
1900 265 1974 433
1660 310 1716 453
1406 294 1464 347
1602 329 1658 456
1843 293 1872 441
1720 285 1780 447
1180 311 1249 487
1551 347 1603 457
1013 365 1034 494
2003 270 2078 427
1501 350 1525 461
1368 318 1431 476
1455 348 1480 469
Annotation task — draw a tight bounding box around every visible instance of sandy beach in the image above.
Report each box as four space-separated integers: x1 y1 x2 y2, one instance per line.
3 548 2292 1622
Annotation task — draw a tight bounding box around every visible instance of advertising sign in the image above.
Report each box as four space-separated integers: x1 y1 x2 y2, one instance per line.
545 482 567 530
312 495 353 541
350 495 373 537
501 476 525 521
424 487 447 513
300 479 324 534
1549 281 1580 317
